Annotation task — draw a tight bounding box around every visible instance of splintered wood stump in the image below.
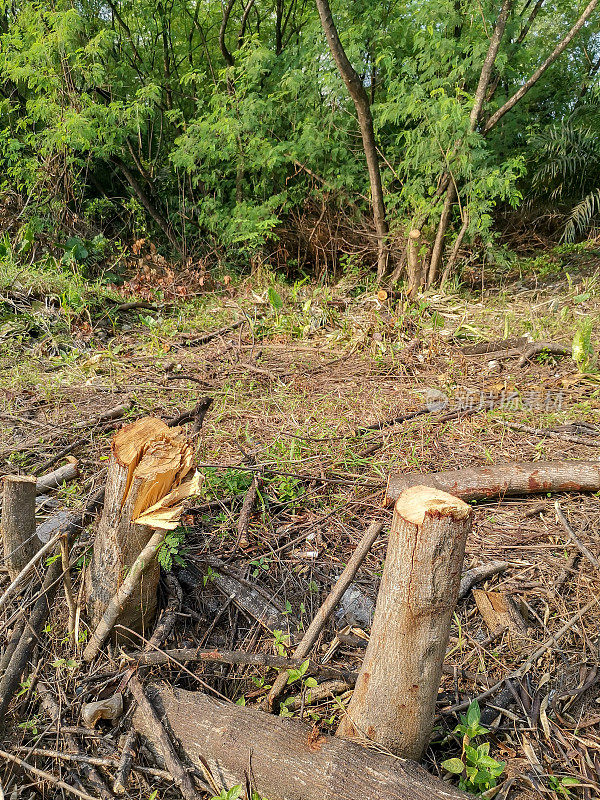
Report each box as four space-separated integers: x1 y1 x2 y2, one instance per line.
1 475 38 581
133 684 470 800
86 417 194 640
337 486 472 759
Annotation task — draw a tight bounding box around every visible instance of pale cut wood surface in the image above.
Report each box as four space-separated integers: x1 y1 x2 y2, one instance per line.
86 417 193 638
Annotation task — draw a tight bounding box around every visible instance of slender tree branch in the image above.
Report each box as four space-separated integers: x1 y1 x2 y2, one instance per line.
484 0 598 133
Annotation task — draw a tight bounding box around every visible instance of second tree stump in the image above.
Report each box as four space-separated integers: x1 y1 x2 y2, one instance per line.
337 485 472 759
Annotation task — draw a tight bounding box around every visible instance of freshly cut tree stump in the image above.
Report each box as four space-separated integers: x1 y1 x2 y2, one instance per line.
1 475 37 581
133 684 470 800
337 486 472 760
86 417 195 640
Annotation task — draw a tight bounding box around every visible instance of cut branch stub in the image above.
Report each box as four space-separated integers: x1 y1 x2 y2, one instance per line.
337 486 472 760
86 417 196 640
1 475 38 581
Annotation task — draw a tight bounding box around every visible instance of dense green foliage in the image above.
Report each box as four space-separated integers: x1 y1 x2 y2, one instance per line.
0 0 598 277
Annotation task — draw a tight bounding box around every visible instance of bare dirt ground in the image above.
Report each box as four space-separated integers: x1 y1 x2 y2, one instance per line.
1 256 599 799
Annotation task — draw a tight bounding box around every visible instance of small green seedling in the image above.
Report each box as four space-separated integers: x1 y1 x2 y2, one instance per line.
441 700 505 794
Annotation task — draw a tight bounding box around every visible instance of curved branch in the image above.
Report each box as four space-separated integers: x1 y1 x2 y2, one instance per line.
484 0 598 133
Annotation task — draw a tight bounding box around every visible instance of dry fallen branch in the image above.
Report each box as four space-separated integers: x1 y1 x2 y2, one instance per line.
36 459 79 492
441 592 600 715
0 748 102 800
124 646 358 681
517 340 571 367
496 420 600 447
129 677 202 800
458 561 508 599
554 501 599 569
386 461 600 504
265 520 384 710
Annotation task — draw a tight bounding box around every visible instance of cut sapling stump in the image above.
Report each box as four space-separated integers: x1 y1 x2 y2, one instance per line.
337 486 472 760
1 475 37 581
84 417 200 659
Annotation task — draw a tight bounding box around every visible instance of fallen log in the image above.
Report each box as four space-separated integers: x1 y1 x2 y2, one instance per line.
385 461 600 505
134 684 469 800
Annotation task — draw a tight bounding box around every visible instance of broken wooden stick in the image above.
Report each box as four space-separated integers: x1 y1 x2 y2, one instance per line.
458 561 508 599
36 458 79 493
166 396 212 429
0 748 100 800
554 501 599 569
385 460 600 505
264 520 384 711
517 340 571 367
1 474 37 580
84 528 169 661
0 530 64 614
236 473 260 548
337 487 471 760
0 555 64 729
74 397 132 429
496 420 600 447
85 417 198 650
37 680 114 800
124 646 358 682
134 684 470 800
113 574 182 794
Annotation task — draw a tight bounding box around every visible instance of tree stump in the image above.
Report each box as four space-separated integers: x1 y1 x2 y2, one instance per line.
337 485 472 759
1 475 38 581
86 417 195 640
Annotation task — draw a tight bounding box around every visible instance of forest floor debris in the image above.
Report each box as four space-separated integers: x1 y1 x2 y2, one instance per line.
1 264 600 799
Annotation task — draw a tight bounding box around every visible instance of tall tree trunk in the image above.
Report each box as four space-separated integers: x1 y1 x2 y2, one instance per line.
429 0 513 288
314 0 389 279
426 183 456 286
484 0 598 132
470 0 514 128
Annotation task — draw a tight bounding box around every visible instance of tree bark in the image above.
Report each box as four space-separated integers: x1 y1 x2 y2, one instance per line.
337 487 471 759
113 156 179 249
1 475 37 581
385 460 600 505
134 684 470 800
35 459 79 493
470 0 514 128
406 229 422 295
314 0 388 278
85 417 195 641
426 186 455 286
